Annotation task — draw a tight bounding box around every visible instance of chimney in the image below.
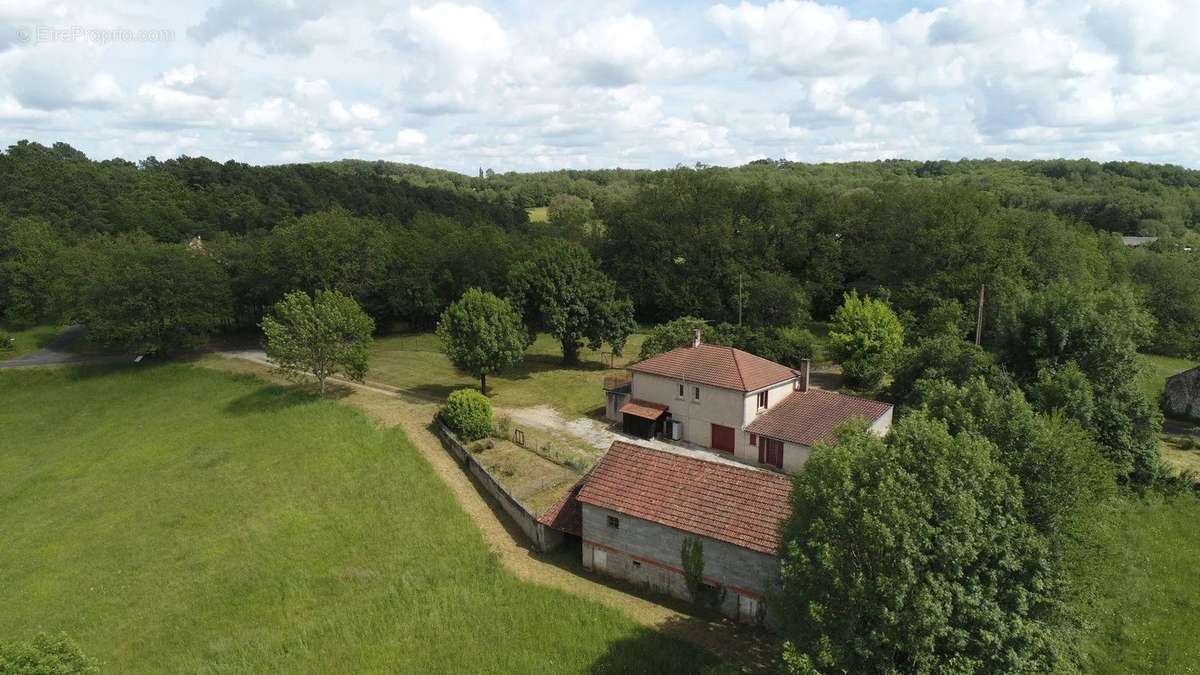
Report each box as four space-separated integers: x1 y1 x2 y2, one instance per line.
691 328 702 348
798 359 810 392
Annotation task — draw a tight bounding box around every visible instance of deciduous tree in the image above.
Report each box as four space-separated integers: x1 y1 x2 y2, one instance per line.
436 288 528 394
828 291 904 389
261 289 374 396
507 240 635 364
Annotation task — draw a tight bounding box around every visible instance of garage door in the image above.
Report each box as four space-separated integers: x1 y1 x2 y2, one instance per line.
711 424 735 453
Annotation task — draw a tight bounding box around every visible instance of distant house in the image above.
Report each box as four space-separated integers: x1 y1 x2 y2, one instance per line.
1164 367 1200 422
544 441 792 625
604 330 892 473
1121 236 1159 247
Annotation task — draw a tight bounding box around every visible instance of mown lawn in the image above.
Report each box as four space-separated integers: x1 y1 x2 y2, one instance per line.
369 332 645 417
1077 495 1200 674
0 365 730 674
0 322 60 359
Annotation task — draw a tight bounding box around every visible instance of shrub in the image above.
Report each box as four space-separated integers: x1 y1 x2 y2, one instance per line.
0 632 99 674
0 333 13 351
440 389 493 441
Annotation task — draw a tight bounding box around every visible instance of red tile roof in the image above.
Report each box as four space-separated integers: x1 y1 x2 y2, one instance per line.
746 389 892 447
628 343 798 392
619 398 669 420
538 478 584 536
576 441 793 555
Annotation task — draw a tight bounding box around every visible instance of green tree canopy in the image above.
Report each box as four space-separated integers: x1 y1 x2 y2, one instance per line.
507 240 635 364
0 217 63 327
436 288 529 394
57 235 232 354
261 289 374 396
778 415 1059 674
828 290 904 389
995 283 1161 481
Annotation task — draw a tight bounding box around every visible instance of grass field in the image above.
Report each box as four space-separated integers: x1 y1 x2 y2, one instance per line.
0 365 730 673
369 332 645 418
1077 495 1200 673
0 322 60 359
1137 353 1197 403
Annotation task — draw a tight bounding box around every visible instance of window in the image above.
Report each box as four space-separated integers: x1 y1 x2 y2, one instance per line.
749 433 757 447
756 391 768 410
607 515 620 529
759 437 784 468
693 386 701 401
677 383 684 399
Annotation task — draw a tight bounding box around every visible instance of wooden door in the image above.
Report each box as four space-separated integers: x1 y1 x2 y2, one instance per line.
711 424 735 453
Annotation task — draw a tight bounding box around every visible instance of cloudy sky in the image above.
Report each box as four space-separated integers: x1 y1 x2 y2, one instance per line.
1 0 1198 171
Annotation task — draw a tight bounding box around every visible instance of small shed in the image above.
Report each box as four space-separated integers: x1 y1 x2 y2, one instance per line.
1164 367 1200 422
619 398 668 438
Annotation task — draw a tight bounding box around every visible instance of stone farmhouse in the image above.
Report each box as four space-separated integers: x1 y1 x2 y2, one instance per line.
543 334 894 625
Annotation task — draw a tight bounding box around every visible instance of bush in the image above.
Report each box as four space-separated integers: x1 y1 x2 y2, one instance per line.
0 332 13 352
0 632 98 674
440 389 493 441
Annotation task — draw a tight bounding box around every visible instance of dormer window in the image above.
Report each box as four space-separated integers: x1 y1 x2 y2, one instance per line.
756 391 768 410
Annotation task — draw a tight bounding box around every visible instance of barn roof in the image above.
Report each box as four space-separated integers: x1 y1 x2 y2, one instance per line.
575 441 792 555
628 343 798 392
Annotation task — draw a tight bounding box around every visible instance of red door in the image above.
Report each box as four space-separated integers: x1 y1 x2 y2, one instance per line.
711 424 735 453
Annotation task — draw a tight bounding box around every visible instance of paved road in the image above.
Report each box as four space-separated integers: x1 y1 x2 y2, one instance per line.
0 325 132 369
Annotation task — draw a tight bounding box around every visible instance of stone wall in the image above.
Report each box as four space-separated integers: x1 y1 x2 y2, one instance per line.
580 503 778 624
1165 368 1200 422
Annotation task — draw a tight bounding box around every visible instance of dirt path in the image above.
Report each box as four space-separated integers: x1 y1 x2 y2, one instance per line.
202 354 778 672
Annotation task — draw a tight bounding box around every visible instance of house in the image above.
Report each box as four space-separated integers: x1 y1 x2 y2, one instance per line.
1164 367 1200 422
607 330 893 473
543 440 792 625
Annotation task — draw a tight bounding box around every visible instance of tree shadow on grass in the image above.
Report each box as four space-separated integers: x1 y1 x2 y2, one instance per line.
586 622 740 674
224 383 323 416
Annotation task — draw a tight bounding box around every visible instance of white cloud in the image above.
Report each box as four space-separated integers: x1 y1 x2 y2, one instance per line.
0 0 1198 170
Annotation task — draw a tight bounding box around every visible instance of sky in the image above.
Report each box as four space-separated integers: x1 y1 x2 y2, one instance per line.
1 0 1198 172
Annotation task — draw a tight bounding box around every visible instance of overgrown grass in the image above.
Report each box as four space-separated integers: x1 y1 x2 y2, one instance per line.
1076 495 1200 673
0 365 730 674
0 323 60 359
1137 353 1197 403
370 332 645 417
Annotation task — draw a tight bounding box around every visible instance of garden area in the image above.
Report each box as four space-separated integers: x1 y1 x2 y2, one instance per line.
0 364 734 673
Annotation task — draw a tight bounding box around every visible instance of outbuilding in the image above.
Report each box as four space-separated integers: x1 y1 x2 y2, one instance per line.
559 440 792 625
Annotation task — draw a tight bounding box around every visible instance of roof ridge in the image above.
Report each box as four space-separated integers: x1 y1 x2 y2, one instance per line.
728 344 748 390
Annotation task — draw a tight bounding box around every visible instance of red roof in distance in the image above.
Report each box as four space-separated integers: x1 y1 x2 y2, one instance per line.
628 343 798 392
576 441 793 555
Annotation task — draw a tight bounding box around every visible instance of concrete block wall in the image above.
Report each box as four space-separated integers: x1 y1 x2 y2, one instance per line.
581 503 778 624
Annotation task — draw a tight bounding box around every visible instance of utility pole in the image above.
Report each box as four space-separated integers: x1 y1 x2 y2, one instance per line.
975 284 986 346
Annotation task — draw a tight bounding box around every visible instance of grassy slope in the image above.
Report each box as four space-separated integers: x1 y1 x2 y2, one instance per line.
0 323 59 359
369 332 645 418
1137 353 1197 403
0 365 728 674
1077 496 1200 674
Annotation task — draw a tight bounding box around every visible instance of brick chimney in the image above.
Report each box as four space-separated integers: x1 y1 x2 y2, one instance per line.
691 328 702 348
798 359 810 392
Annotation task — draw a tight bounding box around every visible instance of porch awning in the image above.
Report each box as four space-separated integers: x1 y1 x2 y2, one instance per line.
619 398 669 420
